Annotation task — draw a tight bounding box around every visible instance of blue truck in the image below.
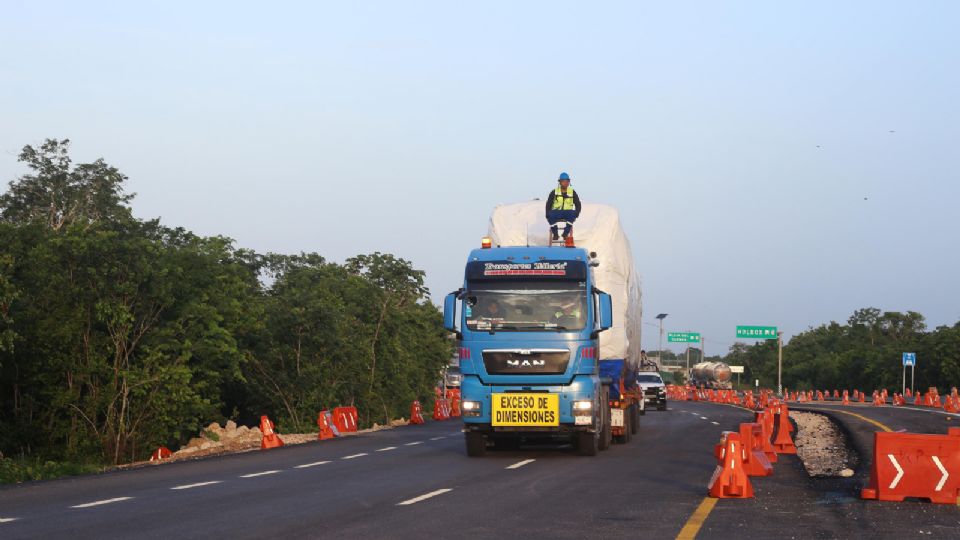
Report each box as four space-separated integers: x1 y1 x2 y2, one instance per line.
443 202 643 456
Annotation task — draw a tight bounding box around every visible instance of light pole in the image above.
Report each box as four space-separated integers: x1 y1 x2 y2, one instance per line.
655 313 668 368
777 331 784 397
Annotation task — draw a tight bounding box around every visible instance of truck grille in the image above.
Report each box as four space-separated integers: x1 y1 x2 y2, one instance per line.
482 350 570 375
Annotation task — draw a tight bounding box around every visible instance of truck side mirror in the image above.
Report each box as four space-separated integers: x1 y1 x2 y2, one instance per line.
443 292 458 332
598 292 613 331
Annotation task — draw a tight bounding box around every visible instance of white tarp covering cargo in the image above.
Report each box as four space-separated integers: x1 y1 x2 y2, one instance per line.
487 201 643 367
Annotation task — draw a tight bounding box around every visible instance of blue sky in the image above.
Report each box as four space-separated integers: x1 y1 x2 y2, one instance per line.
2 1 958 353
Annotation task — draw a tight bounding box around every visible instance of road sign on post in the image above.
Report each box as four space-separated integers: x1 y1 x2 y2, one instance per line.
668 332 701 343
902 353 917 396
736 326 778 339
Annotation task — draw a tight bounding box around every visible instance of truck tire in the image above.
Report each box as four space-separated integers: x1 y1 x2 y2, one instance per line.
599 389 612 451
465 432 486 457
657 400 667 411
630 404 640 434
577 430 599 456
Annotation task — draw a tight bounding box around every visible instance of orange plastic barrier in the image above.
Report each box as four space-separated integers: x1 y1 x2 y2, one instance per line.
410 400 425 425
150 446 172 461
446 389 461 418
842 390 850 406
331 406 359 433
754 409 779 463
317 410 336 440
739 423 774 477
433 398 450 421
708 431 754 498
861 428 960 504
260 415 285 449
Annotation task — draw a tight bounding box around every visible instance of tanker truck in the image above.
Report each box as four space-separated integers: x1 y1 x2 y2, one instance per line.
442 201 643 456
689 361 733 390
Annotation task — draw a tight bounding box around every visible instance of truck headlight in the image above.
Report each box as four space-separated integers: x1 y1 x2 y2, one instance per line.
461 400 482 417
572 400 593 414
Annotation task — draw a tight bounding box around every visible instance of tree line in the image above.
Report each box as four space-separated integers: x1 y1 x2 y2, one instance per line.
0 139 450 473
721 308 960 393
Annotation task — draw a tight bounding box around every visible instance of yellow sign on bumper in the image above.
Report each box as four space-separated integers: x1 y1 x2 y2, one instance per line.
492 393 559 426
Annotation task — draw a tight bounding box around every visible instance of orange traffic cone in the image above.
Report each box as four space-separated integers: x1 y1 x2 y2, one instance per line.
708 431 754 498
260 415 285 449
410 400 425 425
772 403 797 454
150 447 172 462
317 410 336 440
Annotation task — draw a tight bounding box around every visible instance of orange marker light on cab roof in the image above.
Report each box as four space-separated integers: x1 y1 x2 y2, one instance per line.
481 237 492 249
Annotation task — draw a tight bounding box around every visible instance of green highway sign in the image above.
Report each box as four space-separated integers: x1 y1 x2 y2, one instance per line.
736 326 778 339
668 332 701 343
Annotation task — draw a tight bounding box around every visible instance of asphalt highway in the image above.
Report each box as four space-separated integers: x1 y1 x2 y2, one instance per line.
1 401 959 539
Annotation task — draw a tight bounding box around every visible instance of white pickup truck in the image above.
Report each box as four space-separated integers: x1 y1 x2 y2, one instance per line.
636 372 667 411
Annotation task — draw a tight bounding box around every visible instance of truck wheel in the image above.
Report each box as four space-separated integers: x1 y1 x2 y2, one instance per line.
465 432 486 457
657 401 667 411
630 404 640 434
577 430 599 456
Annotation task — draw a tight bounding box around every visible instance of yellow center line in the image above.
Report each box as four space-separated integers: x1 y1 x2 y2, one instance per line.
800 406 893 432
675 497 718 540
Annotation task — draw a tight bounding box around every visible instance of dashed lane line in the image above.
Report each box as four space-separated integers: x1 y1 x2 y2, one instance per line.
71 497 132 509
342 453 368 460
699 416 709 420
430 436 447 441
676 497 718 540
711 421 719 425
405 441 424 446
0 518 19 523
397 488 453 506
240 470 281 478
376 446 397 452
171 481 223 490
295 461 331 469
505 459 536 470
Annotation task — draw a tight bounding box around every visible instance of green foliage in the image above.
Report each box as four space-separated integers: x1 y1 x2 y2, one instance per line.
0 455 102 484
0 140 450 476
722 309 960 393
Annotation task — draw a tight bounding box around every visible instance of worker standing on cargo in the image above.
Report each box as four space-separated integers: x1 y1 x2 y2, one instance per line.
545 172 582 240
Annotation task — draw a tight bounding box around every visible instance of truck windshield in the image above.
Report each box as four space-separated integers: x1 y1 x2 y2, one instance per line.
464 281 587 332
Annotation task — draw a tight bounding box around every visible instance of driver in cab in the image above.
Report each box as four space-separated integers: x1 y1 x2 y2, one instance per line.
476 299 504 321
553 302 582 328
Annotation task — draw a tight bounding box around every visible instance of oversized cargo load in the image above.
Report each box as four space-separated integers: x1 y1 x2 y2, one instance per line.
487 201 643 389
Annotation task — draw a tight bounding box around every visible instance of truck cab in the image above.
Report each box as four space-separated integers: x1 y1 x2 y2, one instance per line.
443 244 614 456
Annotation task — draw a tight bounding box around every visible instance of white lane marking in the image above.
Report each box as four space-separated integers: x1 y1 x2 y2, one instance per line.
430 436 446 441
376 446 397 452
240 470 281 478
700 416 709 420
0 518 18 523
342 453 368 460
506 459 536 470
294 461 330 469
933 456 949 491
711 421 720 425
171 481 222 490
888 455 904 489
397 488 453 506
71 497 132 509
405 441 424 446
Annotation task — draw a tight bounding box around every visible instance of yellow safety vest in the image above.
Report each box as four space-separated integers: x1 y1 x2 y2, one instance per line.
551 187 576 211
